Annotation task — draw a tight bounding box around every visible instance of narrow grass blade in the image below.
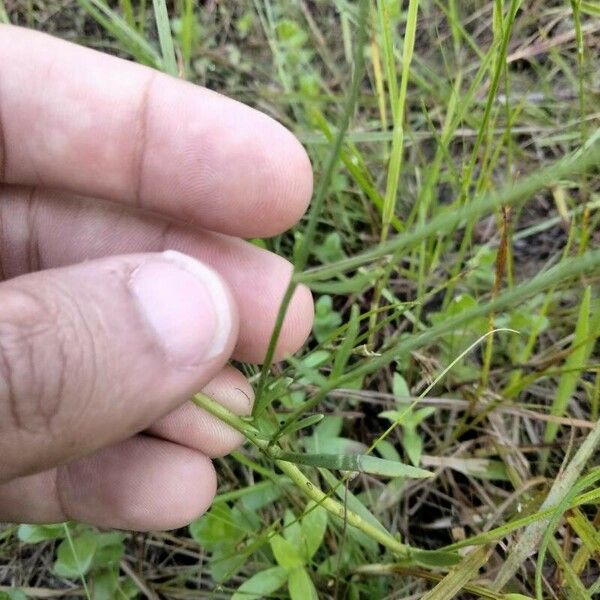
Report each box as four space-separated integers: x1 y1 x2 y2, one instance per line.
276 414 324 440
152 0 178 76
297 137 600 282
542 286 593 465
274 451 433 479
421 456 509 481
354 563 502 599
420 546 491 600
77 0 161 67
0 1 8 23
567 508 600 558
331 304 360 378
493 419 600 590
534 470 600 600
254 0 370 411
547 537 591 600
290 250 600 424
381 0 419 236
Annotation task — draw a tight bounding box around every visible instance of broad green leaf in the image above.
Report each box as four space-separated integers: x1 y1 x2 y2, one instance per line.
93 532 126 566
314 232 345 264
313 416 343 439
240 482 282 511
189 505 244 549
270 535 304 570
17 523 65 544
53 531 97 578
92 569 119 600
313 295 342 343
300 502 328 561
283 510 303 550
0 591 27 600
277 451 433 479
375 439 402 462
392 372 410 398
403 426 423 467
288 568 318 600
292 351 331 386
209 544 248 583
379 409 411 425
231 566 288 600
413 407 436 425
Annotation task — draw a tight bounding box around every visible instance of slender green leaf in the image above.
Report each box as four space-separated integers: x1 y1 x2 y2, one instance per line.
275 451 433 478
544 287 593 449
421 547 491 600
231 566 288 600
77 0 161 67
152 0 178 76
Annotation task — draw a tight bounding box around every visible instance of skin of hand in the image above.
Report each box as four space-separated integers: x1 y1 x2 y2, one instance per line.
0 25 314 531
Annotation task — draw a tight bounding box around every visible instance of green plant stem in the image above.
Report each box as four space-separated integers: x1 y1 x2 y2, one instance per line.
192 392 411 557
288 249 600 424
354 562 505 599
62 524 91 600
299 137 600 283
254 0 369 412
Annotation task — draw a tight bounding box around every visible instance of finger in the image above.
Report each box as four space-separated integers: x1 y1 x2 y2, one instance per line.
149 365 253 458
0 436 216 530
0 25 312 238
0 186 314 363
0 251 237 481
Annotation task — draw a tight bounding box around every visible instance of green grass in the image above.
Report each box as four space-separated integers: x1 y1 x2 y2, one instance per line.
2 1 600 599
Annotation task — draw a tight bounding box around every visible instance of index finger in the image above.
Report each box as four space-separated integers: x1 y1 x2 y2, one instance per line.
0 26 313 237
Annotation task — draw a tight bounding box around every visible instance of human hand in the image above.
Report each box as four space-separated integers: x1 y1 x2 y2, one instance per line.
0 26 313 531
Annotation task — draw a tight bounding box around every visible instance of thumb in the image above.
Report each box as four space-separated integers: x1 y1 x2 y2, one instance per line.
0 250 237 481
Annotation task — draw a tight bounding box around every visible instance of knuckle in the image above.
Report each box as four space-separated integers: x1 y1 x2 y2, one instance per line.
0 284 91 435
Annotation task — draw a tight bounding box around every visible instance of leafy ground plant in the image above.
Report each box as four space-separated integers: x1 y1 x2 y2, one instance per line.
1 0 600 599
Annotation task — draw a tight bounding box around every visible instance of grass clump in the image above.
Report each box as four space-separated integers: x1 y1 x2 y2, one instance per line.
2 1 600 599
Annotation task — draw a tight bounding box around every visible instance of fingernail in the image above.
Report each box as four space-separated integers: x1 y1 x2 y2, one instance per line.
130 251 233 367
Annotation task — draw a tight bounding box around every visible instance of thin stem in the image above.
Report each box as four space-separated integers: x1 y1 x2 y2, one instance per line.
254 0 370 412
287 249 600 423
192 392 410 556
296 138 600 283
62 524 91 600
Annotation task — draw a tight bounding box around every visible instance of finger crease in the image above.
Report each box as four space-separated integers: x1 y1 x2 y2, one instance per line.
0 85 7 181
132 72 156 209
53 468 71 522
25 187 43 272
